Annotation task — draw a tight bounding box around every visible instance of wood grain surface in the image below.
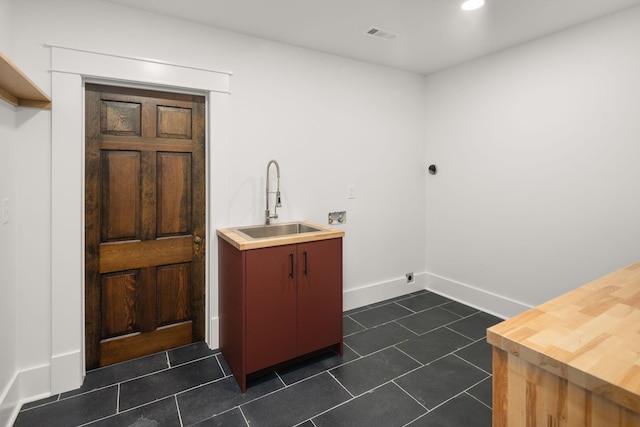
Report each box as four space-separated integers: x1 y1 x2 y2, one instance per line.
488 261 640 423
217 221 345 250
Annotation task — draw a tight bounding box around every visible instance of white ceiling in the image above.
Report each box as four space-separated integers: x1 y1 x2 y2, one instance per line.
105 0 640 75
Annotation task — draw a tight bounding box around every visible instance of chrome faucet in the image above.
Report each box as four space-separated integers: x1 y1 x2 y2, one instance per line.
265 160 282 225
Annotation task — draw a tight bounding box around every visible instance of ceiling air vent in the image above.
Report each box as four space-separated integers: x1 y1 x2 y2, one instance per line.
365 26 397 40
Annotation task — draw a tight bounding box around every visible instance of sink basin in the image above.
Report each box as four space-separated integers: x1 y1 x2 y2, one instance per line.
234 222 322 239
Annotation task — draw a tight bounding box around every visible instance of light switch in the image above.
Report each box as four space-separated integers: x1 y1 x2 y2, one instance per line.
347 185 356 199
2 198 8 225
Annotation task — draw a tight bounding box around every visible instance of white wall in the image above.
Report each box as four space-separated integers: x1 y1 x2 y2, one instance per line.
0 2 18 425
4 0 426 412
424 5 640 316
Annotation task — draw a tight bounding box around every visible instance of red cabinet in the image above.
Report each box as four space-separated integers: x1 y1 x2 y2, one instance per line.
218 237 343 392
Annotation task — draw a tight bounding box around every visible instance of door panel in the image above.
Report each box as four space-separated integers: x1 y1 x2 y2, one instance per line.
157 106 192 139
156 263 191 326
100 270 139 338
157 152 192 237
85 84 206 369
101 100 141 136
100 151 141 242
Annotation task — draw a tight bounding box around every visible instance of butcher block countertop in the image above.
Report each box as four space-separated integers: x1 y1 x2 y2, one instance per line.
217 221 344 251
487 261 640 413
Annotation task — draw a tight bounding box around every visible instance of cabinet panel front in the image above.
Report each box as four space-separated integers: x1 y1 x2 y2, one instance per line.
246 245 298 373
297 238 343 355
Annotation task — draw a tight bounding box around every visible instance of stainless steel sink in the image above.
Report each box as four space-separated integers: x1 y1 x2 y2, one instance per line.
234 222 322 239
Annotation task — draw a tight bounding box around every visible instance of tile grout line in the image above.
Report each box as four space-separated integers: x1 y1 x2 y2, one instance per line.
238 406 250 427
175 394 185 427
214 353 226 376
392 334 491 382
116 383 120 414
393 379 431 413
393 344 426 367
342 341 362 358
451 352 493 376
23 383 120 409
327 369 355 399
421 375 493 415
444 325 480 341
466 389 493 410
343 291 427 317
172 374 231 401
274 370 288 387
407 313 481 337
238 370 334 408
392 319 421 336
345 314 368 330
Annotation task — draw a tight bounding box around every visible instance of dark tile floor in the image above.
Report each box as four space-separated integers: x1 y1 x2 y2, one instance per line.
14 290 502 427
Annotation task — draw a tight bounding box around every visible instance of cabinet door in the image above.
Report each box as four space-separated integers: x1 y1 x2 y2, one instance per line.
246 244 298 373
297 238 343 355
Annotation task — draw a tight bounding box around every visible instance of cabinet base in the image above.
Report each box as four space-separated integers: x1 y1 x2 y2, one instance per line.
492 347 640 426
227 342 343 393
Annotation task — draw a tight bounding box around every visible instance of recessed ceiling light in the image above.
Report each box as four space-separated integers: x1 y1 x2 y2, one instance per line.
461 0 485 11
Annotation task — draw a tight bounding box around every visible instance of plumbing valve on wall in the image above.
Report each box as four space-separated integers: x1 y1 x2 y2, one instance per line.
328 211 346 225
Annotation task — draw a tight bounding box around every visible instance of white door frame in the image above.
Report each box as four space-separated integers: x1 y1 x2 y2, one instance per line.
50 45 230 393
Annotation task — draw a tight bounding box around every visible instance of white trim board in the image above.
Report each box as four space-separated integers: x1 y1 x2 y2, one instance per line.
343 271 530 320
0 364 50 427
343 273 427 311
50 45 230 395
424 271 531 319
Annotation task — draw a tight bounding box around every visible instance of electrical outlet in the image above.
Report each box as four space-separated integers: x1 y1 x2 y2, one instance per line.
347 184 356 199
406 272 414 284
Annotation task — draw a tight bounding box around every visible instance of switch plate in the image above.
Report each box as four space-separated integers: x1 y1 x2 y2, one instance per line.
2 198 8 224
347 184 356 199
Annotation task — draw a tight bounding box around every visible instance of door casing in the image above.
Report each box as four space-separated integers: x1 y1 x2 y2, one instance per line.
50 45 230 394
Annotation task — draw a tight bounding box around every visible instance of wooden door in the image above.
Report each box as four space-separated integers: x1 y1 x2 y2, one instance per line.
85 84 206 369
245 245 298 373
297 239 343 355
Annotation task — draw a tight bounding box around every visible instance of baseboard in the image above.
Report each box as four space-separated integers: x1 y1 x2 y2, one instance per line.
424 271 531 319
0 372 20 427
0 364 51 427
209 316 220 350
343 273 427 311
51 350 82 394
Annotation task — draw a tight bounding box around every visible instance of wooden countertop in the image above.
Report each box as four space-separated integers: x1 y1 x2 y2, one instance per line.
487 261 640 413
217 221 345 251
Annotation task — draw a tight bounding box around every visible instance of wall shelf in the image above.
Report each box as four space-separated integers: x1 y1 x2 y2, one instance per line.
0 52 51 109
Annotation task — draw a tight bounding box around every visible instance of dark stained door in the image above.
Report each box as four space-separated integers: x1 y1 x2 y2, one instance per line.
85 84 206 369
